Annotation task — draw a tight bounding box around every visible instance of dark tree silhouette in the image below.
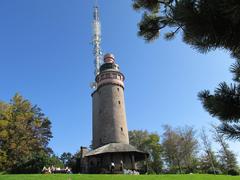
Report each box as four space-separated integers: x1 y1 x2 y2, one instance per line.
132 0 240 140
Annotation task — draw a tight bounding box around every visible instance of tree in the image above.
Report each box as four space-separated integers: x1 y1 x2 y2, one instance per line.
10 152 64 174
199 129 220 174
161 125 181 173
129 130 163 174
67 150 82 174
213 126 239 175
0 94 53 173
60 152 72 167
0 101 9 171
132 0 240 140
161 125 199 173
198 62 240 140
132 0 240 58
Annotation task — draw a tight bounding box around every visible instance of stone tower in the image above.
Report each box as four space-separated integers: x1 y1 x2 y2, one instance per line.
92 53 129 149
80 4 148 174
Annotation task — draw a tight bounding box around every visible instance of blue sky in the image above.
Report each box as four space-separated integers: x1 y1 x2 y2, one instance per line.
0 0 239 162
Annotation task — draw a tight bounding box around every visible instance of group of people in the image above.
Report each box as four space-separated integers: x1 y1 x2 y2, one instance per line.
42 166 72 174
123 169 140 175
109 160 139 175
110 160 124 173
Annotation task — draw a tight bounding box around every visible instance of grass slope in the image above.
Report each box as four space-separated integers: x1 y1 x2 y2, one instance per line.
0 174 240 180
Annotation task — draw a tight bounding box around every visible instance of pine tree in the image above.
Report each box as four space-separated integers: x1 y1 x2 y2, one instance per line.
132 0 240 58
60 152 72 167
199 60 240 140
133 0 240 140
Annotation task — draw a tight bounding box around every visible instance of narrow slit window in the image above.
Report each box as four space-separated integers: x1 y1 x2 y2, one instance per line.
118 101 121 105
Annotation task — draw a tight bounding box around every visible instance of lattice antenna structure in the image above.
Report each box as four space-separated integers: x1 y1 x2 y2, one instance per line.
92 2 102 77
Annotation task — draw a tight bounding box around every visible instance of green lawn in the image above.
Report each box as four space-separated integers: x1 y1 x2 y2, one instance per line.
0 174 240 180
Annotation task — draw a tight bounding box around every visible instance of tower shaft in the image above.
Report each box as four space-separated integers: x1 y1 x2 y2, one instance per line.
92 54 129 149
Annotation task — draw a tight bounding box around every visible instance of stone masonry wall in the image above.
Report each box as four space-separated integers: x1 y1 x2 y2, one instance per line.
92 84 129 149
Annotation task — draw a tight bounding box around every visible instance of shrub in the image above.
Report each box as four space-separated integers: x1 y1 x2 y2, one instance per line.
207 168 222 175
9 152 64 174
228 169 239 176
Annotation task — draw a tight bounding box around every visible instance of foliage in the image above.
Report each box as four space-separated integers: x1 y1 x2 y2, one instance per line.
66 150 82 174
0 174 239 180
128 127 239 175
132 0 240 141
9 153 63 174
198 62 240 140
213 127 238 174
0 94 53 173
129 130 163 174
132 0 240 59
161 125 199 174
228 168 240 176
199 129 220 174
48 155 64 169
206 168 222 175
199 152 220 174
60 152 72 167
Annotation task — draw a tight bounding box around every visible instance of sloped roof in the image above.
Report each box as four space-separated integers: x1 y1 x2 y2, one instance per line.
85 143 148 157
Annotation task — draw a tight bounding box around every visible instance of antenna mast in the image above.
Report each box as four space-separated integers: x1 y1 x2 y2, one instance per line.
92 1 102 77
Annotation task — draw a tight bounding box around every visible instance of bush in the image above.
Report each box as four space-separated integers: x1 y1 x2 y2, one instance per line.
228 169 239 176
9 152 64 174
207 168 222 175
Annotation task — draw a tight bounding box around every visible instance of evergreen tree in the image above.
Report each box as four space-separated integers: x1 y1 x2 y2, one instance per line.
132 0 240 58
199 60 240 140
60 152 72 167
67 150 82 174
132 0 240 140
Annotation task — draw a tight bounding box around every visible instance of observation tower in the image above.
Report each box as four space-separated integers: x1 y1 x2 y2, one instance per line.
92 53 129 149
79 2 148 174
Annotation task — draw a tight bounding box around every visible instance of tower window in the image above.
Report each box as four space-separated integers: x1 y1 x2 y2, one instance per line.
121 127 123 132
117 88 119 92
118 101 121 105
